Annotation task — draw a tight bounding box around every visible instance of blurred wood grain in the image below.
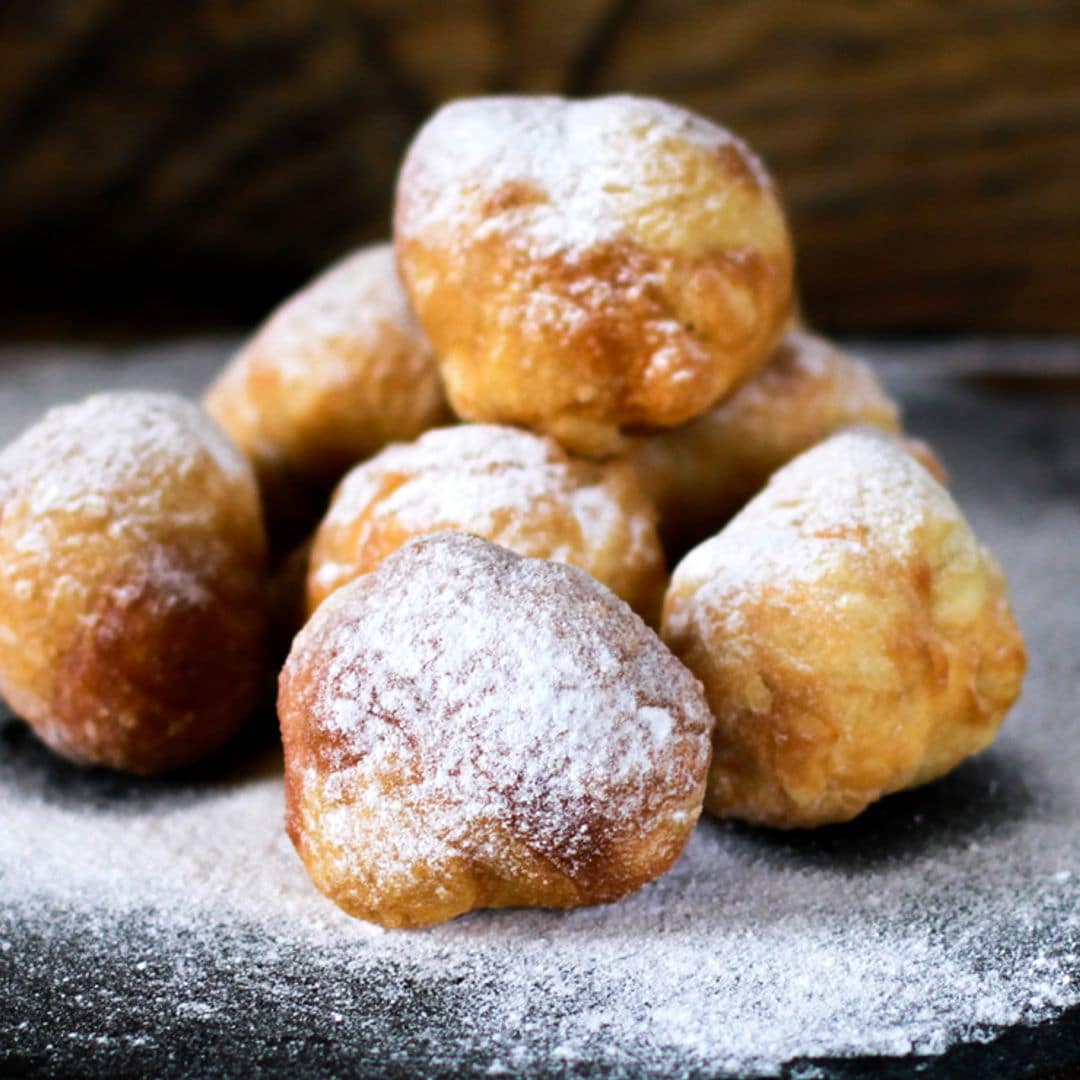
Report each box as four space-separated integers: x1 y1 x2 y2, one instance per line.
0 0 1077 336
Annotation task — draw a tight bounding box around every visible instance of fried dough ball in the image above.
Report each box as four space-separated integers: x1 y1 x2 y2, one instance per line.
279 532 712 928
0 392 267 774
662 429 1026 829
395 95 794 456
204 242 450 547
629 330 903 554
306 424 667 624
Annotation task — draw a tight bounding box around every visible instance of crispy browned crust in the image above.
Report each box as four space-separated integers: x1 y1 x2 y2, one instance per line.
0 394 268 774
281 745 703 930
395 96 794 456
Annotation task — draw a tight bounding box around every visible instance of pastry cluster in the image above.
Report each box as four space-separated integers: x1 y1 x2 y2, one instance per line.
0 95 1025 928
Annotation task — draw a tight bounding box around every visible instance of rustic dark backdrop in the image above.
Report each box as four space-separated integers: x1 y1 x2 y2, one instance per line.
1 0 1077 339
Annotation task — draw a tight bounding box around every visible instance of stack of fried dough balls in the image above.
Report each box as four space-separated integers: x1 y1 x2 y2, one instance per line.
0 94 1026 930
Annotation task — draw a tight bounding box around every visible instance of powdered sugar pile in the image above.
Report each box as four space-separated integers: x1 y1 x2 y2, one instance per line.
287 532 709 889
1 345 1078 1075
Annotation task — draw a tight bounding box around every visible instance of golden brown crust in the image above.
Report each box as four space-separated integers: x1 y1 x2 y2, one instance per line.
0 392 267 774
629 330 902 555
395 95 794 456
279 532 712 928
204 242 451 547
305 424 668 624
661 429 1026 829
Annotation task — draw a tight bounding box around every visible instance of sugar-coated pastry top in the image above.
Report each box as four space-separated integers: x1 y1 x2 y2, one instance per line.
306 423 666 621
206 243 445 481
668 428 957 602
398 95 782 262
663 428 1026 828
0 392 267 773
0 392 260 609
396 94 794 455
280 532 712 927
204 243 449 546
630 329 902 553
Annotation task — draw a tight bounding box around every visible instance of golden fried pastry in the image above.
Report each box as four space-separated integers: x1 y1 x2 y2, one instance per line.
279 531 712 928
204 242 450 547
662 429 1026 829
306 423 667 623
0 392 267 774
629 330 903 554
395 95 794 456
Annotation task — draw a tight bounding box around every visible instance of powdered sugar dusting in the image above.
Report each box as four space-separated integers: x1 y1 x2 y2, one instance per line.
315 424 657 598
287 532 710 888
720 330 900 431
324 425 556 534
0 391 256 626
0 391 248 523
671 427 960 618
398 94 768 262
245 243 431 388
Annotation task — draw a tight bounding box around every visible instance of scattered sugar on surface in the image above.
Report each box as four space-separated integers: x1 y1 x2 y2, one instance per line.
3 481 1078 1073
1 718 1077 1075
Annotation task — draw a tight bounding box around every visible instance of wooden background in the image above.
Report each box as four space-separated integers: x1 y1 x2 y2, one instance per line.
1 0 1077 338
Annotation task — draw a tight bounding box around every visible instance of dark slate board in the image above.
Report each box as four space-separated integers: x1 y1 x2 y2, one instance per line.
0 341 1077 1079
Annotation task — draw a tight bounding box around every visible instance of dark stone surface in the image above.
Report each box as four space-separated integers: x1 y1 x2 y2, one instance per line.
0 343 1078 1078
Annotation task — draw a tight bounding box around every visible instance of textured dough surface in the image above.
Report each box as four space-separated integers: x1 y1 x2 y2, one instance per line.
280 532 712 928
204 243 449 544
307 423 667 623
0 392 267 774
630 330 901 554
662 429 1026 828
395 95 794 455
